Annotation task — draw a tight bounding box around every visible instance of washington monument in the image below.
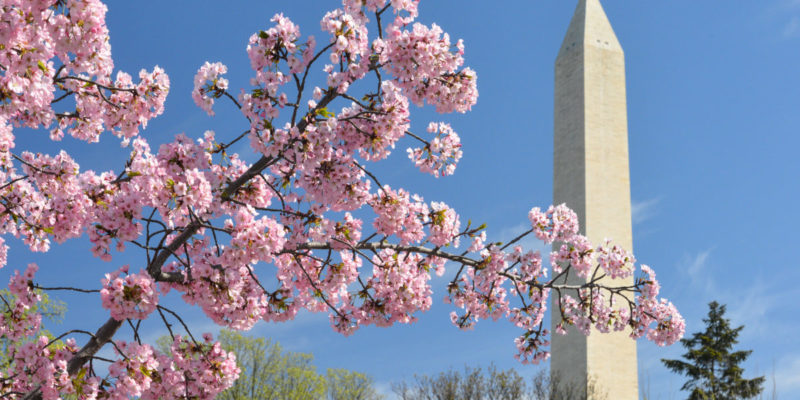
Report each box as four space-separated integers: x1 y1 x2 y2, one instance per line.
551 0 638 398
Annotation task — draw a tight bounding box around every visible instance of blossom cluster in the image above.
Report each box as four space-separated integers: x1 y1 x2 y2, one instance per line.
370 186 429 245
596 239 636 279
632 266 686 346
363 250 436 326
550 234 594 278
380 22 478 113
192 62 229 116
2 264 42 341
100 266 159 321
240 12 313 139
528 204 581 244
428 201 460 247
337 81 410 161
309 212 363 250
446 245 511 329
408 122 463 177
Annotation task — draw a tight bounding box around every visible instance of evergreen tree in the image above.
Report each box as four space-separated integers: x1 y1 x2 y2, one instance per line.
661 301 764 399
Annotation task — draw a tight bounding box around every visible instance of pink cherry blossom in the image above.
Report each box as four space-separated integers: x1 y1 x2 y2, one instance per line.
408 122 463 177
0 2 684 398
528 203 580 243
193 62 229 116
428 201 460 247
100 266 159 321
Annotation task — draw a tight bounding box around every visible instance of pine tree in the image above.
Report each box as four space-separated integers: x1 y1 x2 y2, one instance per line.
661 301 764 399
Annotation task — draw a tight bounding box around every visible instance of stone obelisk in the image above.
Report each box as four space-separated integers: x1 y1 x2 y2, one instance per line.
551 0 637 398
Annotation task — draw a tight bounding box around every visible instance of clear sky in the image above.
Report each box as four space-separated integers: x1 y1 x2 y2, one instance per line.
3 1 800 398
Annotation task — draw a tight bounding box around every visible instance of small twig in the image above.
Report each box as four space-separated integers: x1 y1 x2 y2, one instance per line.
404 130 430 145
33 285 100 294
352 160 384 192
54 76 137 94
157 305 198 344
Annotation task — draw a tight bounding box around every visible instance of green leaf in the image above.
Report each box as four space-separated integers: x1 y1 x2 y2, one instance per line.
76 367 86 381
314 107 335 118
37 60 47 73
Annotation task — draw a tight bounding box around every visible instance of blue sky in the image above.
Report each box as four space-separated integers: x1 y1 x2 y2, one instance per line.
3 1 800 398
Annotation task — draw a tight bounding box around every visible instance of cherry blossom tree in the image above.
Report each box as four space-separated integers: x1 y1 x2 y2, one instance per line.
0 1 685 399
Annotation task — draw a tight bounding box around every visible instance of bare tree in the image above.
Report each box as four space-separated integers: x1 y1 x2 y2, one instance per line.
393 366 483 400
393 366 606 400
530 370 607 400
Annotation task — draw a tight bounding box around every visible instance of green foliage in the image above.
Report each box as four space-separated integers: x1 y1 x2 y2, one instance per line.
326 368 382 400
661 301 765 399
159 329 382 400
